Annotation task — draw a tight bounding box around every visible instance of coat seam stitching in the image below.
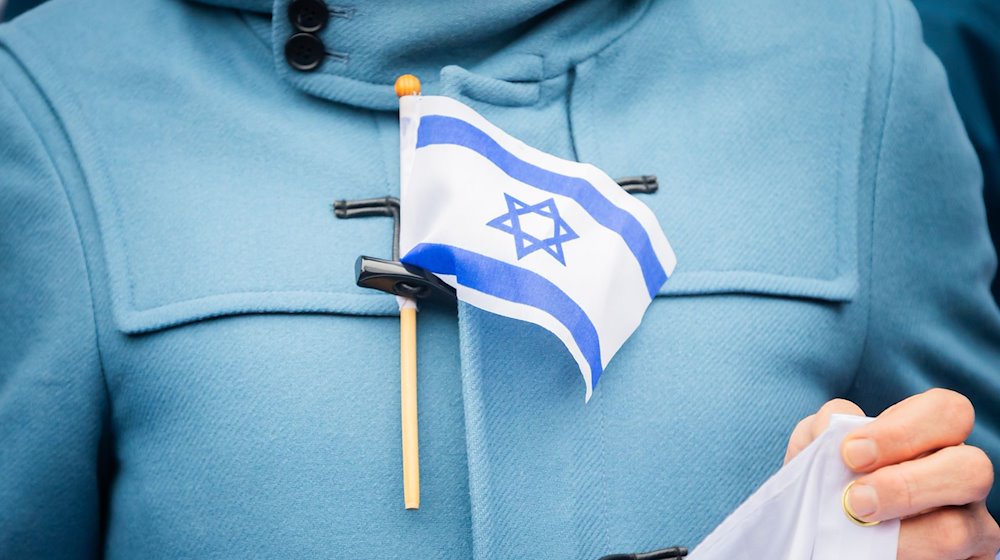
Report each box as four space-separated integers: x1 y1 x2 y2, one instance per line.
850 0 900 392
0 42 114 459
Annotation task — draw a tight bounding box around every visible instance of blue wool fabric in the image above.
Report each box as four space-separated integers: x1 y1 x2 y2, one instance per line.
1 0 999 558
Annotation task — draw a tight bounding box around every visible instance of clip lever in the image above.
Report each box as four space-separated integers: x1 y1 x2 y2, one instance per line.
355 255 456 303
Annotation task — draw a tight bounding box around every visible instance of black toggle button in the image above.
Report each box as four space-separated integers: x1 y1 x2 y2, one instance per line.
288 0 330 33
284 32 325 72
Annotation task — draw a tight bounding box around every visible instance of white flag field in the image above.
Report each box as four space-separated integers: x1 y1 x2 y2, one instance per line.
398 95 676 400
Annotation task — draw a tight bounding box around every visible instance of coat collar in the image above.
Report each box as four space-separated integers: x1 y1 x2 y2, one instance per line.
191 0 651 109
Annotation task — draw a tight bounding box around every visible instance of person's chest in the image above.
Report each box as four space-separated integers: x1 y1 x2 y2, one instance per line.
30 1 876 556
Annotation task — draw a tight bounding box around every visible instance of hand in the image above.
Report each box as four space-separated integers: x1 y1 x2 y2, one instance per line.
785 389 1000 560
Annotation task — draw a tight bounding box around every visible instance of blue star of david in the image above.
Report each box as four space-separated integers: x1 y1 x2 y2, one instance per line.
486 193 579 265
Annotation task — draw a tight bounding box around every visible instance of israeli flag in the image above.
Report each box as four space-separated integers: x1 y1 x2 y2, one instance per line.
399 96 676 401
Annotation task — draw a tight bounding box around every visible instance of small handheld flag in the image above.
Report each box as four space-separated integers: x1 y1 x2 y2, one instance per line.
395 75 422 510
398 94 676 401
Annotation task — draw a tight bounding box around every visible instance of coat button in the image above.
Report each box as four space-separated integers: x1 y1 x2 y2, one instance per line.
288 0 329 33
284 33 325 72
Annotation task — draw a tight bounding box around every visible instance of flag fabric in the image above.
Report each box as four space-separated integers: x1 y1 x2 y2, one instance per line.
398 95 676 400
687 415 900 560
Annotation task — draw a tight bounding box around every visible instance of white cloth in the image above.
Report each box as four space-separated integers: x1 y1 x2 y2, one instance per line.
689 415 900 560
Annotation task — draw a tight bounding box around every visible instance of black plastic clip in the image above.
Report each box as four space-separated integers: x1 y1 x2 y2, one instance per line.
333 196 456 303
353 255 457 304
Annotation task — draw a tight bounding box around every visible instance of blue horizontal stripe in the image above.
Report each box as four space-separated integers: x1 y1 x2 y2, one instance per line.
402 243 603 389
416 115 667 298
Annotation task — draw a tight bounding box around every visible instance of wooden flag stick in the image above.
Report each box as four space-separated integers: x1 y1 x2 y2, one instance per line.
400 302 419 509
395 74 422 510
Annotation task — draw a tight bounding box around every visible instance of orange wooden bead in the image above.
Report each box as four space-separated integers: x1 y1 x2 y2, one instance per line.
394 74 422 97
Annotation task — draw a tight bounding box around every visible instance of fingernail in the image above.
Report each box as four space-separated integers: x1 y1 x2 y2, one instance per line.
843 438 878 469
847 483 879 518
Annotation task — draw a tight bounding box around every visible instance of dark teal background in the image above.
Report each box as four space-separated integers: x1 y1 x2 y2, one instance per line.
912 0 1000 302
1 0 40 20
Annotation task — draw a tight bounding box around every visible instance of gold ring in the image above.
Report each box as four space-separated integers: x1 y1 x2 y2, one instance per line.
842 480 881 527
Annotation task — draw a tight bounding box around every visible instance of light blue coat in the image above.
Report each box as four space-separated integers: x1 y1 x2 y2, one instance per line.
1 0 998 558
